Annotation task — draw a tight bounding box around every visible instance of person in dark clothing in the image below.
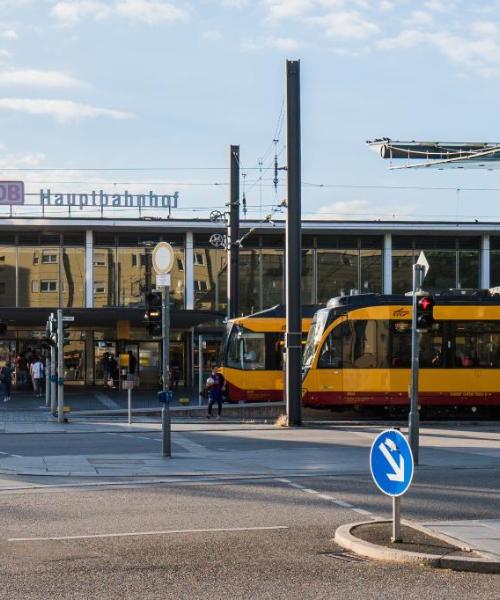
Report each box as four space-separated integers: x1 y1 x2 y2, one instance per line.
128 351 137 376
109 355 118 389
207 367 226 419
1 361 12 402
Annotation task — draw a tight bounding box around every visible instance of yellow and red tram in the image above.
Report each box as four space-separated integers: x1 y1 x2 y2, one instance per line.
219 305 319 403
302 292 500 413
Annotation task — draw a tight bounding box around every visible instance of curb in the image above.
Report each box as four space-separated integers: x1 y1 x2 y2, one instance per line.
334 520 500 574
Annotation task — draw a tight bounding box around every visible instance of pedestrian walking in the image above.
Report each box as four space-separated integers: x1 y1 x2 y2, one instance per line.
101 352 111 387
206 367 226 420
30 357 44 397
128 350 137 377
1 361 12 402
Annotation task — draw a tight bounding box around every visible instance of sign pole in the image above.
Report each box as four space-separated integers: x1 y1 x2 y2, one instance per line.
370 429 414 545
45 355 50 407
57 309 64 423
392 497 401 543
198 334 203 406
409 264 424 465
50 340 57 415
128 387 132 425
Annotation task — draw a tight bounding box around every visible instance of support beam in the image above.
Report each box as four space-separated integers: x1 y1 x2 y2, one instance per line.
384 233 392 294
185 231 194 310
227 145 240 319
285 60 302 427
481 234 490 289
85 229 93 308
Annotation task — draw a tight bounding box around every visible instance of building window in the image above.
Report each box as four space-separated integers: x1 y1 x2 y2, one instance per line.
40 280 58 292
94 283 106 294
195 280 208 291
131 254 137 267
0 282 5 294
93 253 106 267
177 258 184 271
194 252 205 266
41 253 58 264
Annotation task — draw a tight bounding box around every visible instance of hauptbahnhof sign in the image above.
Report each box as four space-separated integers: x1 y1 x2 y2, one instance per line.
0 181 179 210
39 189 179 209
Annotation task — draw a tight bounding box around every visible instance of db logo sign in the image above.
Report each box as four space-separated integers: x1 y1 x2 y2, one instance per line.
0 181 24 205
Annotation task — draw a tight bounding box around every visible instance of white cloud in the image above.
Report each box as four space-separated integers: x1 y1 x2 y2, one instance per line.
52 1 110 24
265 0 314 19
402 10 434 27
470 20 498 37
423 0 450 12
0 49 10 60
220 0 248 7
116 0 188 25
0 151 45 169
241 35 300 51
377 28 500 77
0 69 84 88
52 0 188 25
1 30 18 40
312 199 415 220
0 98 134 122
311 10 379 39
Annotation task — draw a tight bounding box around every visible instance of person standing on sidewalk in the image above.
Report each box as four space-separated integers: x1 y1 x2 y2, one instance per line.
30 356 44 398
1 361 12 402
206 367 226 420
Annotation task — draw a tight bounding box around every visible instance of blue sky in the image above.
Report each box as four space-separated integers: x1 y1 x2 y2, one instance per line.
2 0 500 221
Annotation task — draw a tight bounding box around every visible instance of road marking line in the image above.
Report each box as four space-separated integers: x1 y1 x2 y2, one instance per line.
174 433 207 453
95 393 121 410
276 478 375 519
352 508 373 516
8 525 288 542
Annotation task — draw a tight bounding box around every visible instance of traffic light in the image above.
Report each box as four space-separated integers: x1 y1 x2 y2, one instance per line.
45 315 57 347
416 295 434 332
145 291 162 337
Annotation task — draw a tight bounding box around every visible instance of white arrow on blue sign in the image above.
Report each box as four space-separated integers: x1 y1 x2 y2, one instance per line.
370 429 414 497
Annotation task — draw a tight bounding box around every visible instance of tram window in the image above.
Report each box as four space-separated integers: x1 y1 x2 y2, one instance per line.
419 323 444 368
318 321 352 369
453 322 500 368
226 326 266 370
352 320 387 368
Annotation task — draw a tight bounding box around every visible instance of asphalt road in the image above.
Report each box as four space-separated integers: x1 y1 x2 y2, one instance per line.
0 476 499 599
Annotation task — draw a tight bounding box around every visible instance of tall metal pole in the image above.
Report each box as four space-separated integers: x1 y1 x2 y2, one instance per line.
45 355 50 407
408 264 423 464
227 145 240 319
57 309 64 423
162 283 170 392
198 334 203 406
50 341 56 415
285 59 302 426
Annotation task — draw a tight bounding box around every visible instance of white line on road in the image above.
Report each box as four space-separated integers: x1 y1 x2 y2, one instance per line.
95 393 121 410
8 525 288 543
275 477 376 519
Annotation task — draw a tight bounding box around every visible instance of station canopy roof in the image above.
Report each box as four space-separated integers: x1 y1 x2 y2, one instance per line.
367 138 500 170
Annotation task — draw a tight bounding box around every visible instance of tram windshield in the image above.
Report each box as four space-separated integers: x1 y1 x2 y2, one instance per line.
303 309 329 368
226 325 266 370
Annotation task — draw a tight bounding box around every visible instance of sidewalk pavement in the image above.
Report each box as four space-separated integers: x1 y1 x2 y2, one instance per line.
423 519 500 559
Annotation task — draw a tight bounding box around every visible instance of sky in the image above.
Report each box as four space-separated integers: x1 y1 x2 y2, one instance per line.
2 0 500 221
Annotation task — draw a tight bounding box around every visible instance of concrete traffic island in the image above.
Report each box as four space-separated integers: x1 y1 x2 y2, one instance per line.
334 520 500 574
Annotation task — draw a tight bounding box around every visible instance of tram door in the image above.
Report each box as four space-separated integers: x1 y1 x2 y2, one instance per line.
308 320 346 404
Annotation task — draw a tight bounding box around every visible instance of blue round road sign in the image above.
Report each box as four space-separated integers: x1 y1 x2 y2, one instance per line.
370 429 414 497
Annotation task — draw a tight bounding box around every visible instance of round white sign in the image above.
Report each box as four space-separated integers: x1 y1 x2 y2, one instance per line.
152 242 175 274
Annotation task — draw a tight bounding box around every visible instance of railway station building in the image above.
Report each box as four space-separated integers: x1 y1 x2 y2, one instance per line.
1 206 500 388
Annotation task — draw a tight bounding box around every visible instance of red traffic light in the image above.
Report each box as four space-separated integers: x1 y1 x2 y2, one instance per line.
419 297 434 311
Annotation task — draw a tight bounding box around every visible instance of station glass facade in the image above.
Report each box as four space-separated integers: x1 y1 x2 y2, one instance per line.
0 221 499 388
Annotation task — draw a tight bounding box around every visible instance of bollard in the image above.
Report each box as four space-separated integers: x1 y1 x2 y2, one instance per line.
128 388 132 425
162 405 171 457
